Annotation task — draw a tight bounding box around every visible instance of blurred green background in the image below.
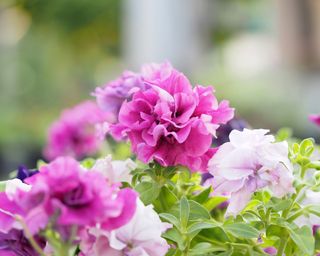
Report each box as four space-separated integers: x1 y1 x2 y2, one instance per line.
0 0 319 176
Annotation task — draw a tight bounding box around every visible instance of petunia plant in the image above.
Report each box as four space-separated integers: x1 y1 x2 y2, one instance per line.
0 62 320 256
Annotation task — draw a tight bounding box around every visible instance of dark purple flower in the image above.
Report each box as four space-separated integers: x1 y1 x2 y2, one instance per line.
0 229 45 256
214 117 250 146
16 166 38 182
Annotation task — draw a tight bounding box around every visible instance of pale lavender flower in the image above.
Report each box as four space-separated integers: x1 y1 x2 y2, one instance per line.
208 129 294 216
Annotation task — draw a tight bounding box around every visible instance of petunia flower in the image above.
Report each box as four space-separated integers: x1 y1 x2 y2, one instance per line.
295 190 320 230
309 114 320 127
110 62 234 172
16 166 39 182
92 155 136 184
208 129 294 216
80 199 171 256
22 157 137 235
93 71 147 120
44 101 112 160
0 229 46 256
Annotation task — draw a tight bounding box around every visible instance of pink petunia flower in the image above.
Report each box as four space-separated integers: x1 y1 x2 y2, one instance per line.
24 157 137 233
208 129 294 216
80 199 171 256
110 62 234 172
44 101 112 160
309 114 320 127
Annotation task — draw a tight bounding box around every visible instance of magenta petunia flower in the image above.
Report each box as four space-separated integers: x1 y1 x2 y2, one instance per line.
44 101 112 160
93 71 147 120
110 62 234 172
21 157 137 235
309 114 320 127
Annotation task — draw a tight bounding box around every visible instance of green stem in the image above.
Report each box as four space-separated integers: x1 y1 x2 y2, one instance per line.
197 235 228 248
15 215 47 256
300 166 307 180
276 231 288 256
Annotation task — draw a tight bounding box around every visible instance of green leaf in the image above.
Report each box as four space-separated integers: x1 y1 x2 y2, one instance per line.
188 221 220 234
285 225 315 255
36 159 47 169
191 186 211 204
266 224 282 238
187 221 220 240
224 223 259 239
135 181 161 205
215 249 233 256
159 213 180 229
200 226 230 242
203 196 228 211
153 186 178 212
180 196 190 229
242 199 262 212
80 158 96 169
267 198 292 211
169 200 211 221
189 242 226 255
275 127 292 142
300 139 314 157
0 181 6 192
309 205 320 217
189 200 211 220
163 227 186 251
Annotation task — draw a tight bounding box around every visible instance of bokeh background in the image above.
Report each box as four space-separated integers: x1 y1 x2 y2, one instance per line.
0 0 319 177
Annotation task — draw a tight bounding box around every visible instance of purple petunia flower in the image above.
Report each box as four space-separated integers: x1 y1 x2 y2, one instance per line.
110 62 234 172
16 166 38 182
0 229 46 256
93 71 147 120
214 117 250 146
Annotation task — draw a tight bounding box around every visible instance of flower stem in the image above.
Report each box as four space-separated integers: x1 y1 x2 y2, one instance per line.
276 232 288 256
15 215 47 256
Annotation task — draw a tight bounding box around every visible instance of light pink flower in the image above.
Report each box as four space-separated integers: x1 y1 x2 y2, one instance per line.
44 101 112 160
80 199 171 256
111 62 234 172
92 155 136 184
208 129 294 216
309 114 320 127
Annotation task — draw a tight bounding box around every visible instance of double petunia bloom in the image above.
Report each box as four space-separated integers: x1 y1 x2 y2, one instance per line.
208 129 294 216
99 62 234 172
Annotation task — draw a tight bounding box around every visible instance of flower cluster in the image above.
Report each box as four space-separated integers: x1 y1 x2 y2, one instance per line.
0 157 139 255
2 62 320 256
44 101 112 160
